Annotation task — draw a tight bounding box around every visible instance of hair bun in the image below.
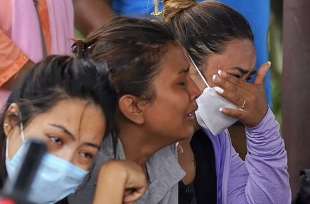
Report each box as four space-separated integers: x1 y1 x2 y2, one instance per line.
163 0 197 22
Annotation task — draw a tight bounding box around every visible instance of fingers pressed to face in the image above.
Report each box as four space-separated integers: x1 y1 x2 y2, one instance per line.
212 72 246 106
220 107 245 119
255 61 271 85
218 70 253 92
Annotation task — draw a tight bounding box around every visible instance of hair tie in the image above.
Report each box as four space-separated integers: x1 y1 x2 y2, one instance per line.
72 40 93 58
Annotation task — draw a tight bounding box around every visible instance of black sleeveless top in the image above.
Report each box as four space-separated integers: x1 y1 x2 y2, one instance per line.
179 129 217 204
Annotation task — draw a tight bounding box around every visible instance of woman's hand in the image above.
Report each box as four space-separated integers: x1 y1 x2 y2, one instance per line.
120 161 148 204
212 62 271 127
93 160 147 204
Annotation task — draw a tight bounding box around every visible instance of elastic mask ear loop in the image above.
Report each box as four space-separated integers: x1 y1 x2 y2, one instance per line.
6 136 9 159
19 117 25 142
188 55 210 88
6 114 26 159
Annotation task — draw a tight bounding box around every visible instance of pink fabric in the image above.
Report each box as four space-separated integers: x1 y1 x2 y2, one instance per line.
10 0 74 62
46 0 74 55
0 0 74 109
11 0 43 63
0 90 9 111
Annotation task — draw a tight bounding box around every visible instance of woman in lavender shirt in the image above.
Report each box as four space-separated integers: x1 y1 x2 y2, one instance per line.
164 1 291 204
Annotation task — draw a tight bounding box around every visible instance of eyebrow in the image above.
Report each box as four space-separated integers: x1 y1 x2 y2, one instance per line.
83 142 100 150
49 123 100 149
49 124 75 140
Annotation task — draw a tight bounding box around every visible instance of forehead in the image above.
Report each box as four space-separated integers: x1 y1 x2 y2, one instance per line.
25 99 106 143
157 44 189 77
204 39 256 71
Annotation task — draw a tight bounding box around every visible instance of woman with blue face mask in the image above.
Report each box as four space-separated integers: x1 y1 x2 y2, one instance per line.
0 55 147 204
164 1 291 204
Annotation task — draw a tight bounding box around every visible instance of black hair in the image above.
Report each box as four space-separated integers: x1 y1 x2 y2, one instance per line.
74 17 179 155
85 16 176 100
164 1 254 67
0 55 116 187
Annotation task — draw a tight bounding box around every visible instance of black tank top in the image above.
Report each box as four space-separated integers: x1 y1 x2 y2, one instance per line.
179 129 217 204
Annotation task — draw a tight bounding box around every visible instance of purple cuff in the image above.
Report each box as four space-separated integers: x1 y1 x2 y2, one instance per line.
245 108 278 136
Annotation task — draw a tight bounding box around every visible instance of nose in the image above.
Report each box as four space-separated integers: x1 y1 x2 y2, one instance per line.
53 148 75 163
188 77 202 101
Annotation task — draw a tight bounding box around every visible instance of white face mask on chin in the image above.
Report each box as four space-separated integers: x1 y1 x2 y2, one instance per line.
189 56 238 135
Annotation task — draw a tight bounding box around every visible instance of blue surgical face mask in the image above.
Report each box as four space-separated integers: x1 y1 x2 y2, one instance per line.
5 122 88 204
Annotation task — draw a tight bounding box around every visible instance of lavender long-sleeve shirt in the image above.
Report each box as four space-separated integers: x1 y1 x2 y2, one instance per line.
211 108 291 204
69 108 291 204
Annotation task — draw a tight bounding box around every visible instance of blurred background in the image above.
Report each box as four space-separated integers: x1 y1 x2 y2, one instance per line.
270 0 283 122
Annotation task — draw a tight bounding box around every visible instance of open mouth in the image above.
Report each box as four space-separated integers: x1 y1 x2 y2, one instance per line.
186 102 198 121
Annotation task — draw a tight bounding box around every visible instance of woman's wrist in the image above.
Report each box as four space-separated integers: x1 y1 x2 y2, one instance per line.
93 161 128 204
245 107 273 131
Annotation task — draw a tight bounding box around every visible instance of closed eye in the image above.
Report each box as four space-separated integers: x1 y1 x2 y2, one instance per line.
229 73 242 79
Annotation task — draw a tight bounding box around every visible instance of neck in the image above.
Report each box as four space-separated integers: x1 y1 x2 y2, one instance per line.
118 124 164 167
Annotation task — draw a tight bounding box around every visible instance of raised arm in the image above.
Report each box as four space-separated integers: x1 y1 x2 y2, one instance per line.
226 109 291 203
213 62 291 203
